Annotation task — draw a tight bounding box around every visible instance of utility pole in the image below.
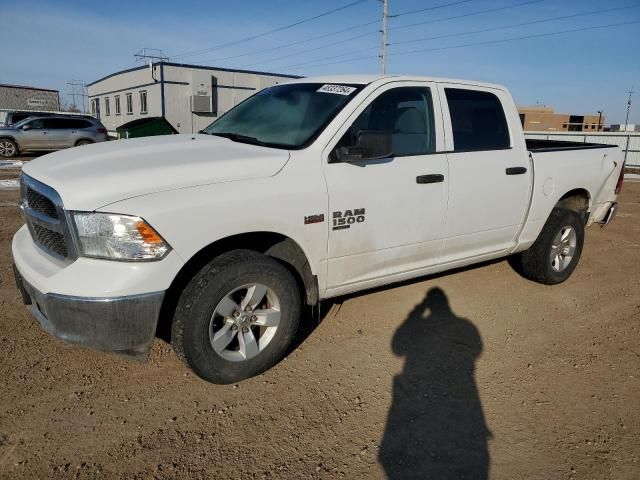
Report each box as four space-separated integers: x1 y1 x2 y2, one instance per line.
624 87 634 131
66 80 87 113
380 0 388 74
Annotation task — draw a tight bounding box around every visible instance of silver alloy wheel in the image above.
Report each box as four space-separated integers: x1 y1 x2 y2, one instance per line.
0 140 16 157
550 225 577 272
209 283 281 362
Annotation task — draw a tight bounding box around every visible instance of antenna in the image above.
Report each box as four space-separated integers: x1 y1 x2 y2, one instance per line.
134 48 169 63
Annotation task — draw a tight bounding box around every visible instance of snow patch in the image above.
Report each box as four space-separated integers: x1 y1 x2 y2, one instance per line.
0 179 19 190
0 160 23 169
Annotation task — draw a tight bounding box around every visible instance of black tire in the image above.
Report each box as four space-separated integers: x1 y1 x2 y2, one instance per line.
0 139 18 158
509 207 585 285
75 140 92 147
171 250 301 384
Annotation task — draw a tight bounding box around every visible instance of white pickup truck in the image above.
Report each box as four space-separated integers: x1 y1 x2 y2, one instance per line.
13 75 623 383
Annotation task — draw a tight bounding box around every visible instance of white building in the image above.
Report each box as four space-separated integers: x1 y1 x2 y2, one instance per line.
87 62 300 134
609 124 640 132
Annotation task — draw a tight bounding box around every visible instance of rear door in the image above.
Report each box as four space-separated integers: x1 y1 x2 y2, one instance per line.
44 118 75 148
438 84 531 262
323 82 449 292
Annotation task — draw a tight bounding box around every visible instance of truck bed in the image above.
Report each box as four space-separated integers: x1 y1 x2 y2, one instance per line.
526 138 618 153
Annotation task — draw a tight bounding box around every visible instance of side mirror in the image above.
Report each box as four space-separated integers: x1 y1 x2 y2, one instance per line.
335 130 392 162
21 125 32 131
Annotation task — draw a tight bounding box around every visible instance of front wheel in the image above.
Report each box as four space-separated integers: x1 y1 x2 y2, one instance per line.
0 139 18 157
509 208 585 285
171 250 301 384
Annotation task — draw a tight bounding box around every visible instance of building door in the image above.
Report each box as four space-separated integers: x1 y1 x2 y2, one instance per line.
323 82 449 292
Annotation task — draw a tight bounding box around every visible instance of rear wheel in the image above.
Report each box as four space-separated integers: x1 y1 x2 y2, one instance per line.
171 250 301 384
0 139 18 157
75 140 92 147
510 207 585 285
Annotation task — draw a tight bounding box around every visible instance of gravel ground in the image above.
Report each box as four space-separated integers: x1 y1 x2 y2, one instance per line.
0 159 638 479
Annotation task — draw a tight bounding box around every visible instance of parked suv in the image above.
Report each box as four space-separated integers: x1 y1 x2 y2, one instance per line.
0 116 108 157
0 110 95 127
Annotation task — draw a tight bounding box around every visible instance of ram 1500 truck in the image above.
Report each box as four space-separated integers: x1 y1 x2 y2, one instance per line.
12 75 624 383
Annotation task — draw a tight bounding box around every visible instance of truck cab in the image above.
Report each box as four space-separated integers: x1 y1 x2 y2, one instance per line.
13 75 623 383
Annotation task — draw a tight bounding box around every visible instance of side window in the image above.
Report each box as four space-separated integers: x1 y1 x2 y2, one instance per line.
336 87 436 157
25 118 46 129
46 118 71 130
445 88 510 151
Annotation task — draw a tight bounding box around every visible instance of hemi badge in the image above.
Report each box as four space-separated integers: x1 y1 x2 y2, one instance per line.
304 214 325 225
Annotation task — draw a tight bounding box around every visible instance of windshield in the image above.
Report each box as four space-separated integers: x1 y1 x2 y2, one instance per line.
203 83 363 149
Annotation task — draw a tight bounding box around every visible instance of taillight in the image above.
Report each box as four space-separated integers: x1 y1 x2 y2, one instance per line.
97 128 107 134
615 161 625 195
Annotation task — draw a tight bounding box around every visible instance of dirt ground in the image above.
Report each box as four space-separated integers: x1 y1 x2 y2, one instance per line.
1 159 639 479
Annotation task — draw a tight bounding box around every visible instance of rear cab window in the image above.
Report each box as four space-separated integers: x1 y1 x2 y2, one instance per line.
444 88 510 152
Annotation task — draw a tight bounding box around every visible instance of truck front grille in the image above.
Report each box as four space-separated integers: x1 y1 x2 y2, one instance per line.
26 187 59 219
32 224 68 257
20 174 77 261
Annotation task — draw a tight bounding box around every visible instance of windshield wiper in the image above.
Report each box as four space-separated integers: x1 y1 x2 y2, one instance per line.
209 132 268 146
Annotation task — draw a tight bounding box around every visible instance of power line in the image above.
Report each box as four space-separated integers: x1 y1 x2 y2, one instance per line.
170 0 371 60
392 4 638 46
195 19 381 65
236 30 379 68
285 19 640 71
277 6 636 70
233 0 544 70
388 0 544 33
390 0 475 18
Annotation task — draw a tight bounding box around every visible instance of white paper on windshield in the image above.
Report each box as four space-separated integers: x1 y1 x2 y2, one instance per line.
317 84 357 95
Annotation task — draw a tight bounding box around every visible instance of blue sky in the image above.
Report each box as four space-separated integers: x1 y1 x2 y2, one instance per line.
2 0 639 123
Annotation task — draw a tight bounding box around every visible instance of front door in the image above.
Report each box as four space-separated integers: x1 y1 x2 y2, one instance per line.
323 82 449 293
438 85 532 262
19 118 49 150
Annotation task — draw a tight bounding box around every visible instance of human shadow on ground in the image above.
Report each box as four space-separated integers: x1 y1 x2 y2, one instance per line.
379 287 491 480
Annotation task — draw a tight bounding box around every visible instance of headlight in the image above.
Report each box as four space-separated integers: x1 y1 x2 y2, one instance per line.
72 212 170 261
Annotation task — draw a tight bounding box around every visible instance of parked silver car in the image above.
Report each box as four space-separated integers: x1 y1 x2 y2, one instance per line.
0 116 108 157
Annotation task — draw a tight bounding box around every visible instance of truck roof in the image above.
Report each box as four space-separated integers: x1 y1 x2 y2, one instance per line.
285 74 506 91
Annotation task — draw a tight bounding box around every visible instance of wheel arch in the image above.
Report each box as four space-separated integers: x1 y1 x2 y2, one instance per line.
555 188 591 221
156 232 318 340
74 138 95 146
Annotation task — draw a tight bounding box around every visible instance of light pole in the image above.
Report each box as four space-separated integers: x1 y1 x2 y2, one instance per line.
597 110 603 132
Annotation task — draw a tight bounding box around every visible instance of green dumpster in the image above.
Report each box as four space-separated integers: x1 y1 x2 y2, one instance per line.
116 117 178 139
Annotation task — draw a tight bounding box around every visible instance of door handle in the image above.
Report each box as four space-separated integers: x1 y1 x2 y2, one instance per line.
506 167 527 175
416 174 445 184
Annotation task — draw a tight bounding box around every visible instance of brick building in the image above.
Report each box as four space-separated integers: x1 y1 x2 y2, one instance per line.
518 106 604 132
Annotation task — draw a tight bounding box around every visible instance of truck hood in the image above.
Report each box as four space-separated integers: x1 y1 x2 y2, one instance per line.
22 134 290 210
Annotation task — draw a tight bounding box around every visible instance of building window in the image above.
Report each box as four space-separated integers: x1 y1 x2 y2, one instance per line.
115 95 121 115
126 93 133 114
105 97 110 116
139 90 148 114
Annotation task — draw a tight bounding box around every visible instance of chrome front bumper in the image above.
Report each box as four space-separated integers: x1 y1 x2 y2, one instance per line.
13 264 164 358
